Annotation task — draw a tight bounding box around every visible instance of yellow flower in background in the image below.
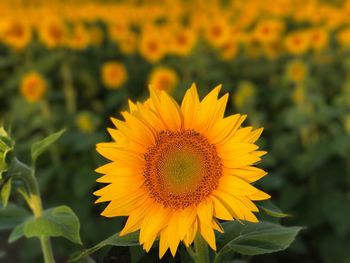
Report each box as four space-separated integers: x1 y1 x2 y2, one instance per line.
101 62 127 89
139 26 166 63
204 17 231 48
284 31 310 55
170 27 197 57
308 28 329 52
149 67 178 92
233 81 256 109
95 85 269 258
337 28 350 48
38 18 66 48
286 60 308 83
292 85 305 104
220 40 239 61
118 31 137 55
66 24 90 50
20 72 47 103
253 19 285 44
0 18 31 51
76 112 96 134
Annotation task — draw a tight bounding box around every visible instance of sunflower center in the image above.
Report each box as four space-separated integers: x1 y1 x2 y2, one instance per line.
144 130 222 209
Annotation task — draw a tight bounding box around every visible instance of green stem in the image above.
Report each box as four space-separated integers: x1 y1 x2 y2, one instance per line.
40 100 62 169
61 54 76 115
12 158 55 263
193 234 210 263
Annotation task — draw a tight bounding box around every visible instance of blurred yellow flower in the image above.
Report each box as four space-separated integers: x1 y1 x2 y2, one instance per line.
76 112 95 134
0 18 31 51
95 85 269 258
204 17 231 48
66 24 90 50
220 40 239 61
286 60 308 83
308 28 329 52
149 67 178 92
284 31 310 55
170 27 197 57
139 27 166 63
20 72 47 103
118 31 137 55
38 18 66 48
337 28 350 48
253 19 285 44
101 61 127 89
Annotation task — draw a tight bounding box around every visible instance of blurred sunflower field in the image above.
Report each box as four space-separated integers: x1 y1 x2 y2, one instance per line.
1 0 350 262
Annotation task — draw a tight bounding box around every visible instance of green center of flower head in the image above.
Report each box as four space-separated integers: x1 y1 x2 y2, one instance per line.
143 130 223 209
158 144 203 195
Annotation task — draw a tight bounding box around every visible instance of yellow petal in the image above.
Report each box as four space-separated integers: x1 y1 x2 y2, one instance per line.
224 166 267 183
181 83 200 130
159 228 169 258
249 190 271 201
215 115 247 145
197 198 217 250
96 144 144 166
183 218 198 247
178 205 197 239
205 114 241 144
150 88 182 131
140 203 170 244
222 153 261 168
167 211 181 256
217 175 260 195
100 188 146 217
120 199 153 236
244 128 264 143
217 142 259 159
211 195 233 220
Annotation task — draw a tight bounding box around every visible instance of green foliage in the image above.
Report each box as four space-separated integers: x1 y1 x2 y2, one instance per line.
31 129 65 163
257 200 290 218
9 205 81 245
0 203 31 230
215 221 302 262
69 231 139 262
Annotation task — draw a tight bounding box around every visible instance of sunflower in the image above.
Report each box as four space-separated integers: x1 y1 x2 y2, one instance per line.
101 61 127 89
95 85 270 258
20 72 47 103
38 17 66 49
148 67 178 92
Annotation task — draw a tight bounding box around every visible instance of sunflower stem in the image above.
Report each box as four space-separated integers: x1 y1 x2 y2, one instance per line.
11 158 55 263
193 234 210 263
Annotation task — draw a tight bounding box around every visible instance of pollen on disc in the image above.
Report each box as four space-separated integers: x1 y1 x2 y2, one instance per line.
143 130 223 209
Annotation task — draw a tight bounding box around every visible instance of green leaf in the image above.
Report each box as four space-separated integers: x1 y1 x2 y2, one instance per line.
215 221 302 263
8 223 25 243
69 231 140 262
257 200 290 218
0 177 12 208
0 126 13 180
0 203 31 230
12 205 82 244
31 129 65 162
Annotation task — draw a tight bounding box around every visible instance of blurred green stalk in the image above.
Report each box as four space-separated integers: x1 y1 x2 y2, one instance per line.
12 158 55 263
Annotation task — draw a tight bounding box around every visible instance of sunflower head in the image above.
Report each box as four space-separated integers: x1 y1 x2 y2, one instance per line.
95 84 270 258
101 61 127 89
20 72 47 103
